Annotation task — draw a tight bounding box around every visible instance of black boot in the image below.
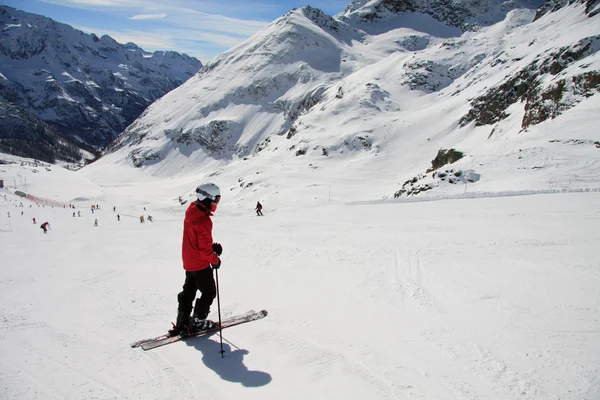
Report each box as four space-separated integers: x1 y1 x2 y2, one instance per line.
169 312 190 336
189 317 216 333
192 298 209 321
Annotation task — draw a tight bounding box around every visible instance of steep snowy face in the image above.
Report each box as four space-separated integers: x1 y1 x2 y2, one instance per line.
0 6 202 162
98 1 599 204
535 0 600 18
340 0 374 15
339 0 545 30
108 6 368 168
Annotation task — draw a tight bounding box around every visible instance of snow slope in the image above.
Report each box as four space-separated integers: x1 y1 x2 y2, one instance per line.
100 1 600 204
1 153 600 399
1 1 599 398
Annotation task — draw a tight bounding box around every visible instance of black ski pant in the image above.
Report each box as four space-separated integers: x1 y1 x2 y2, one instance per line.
177 268 216 320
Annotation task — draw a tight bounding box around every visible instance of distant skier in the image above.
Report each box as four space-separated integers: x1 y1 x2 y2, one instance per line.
94 218 98 227
40 222 50 234
140 215 145 223
255 201 263 216
147 215 153 222
117 214 120 221
77 211 81 217
169 182 223 336
32 217 36 224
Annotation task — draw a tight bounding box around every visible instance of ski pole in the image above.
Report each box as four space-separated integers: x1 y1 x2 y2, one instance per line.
215 267 225 357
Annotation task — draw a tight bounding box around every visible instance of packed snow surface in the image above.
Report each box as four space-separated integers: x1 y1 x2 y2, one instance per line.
1 157 599 399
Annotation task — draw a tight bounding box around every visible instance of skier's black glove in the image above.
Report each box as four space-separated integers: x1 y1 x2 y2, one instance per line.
212 242 223 256
212 258 221 270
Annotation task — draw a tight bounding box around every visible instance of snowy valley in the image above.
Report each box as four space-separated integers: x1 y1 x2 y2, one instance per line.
0 6 202 163
1 0 600 399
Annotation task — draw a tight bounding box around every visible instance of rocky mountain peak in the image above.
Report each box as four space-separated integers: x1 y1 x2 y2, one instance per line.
340 0 545 30
534 0 600 19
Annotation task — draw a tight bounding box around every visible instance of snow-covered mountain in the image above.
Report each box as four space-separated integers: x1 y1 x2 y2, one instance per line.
97 0 599 203
339 0 543 31
0 6 202 163
2 2 599 397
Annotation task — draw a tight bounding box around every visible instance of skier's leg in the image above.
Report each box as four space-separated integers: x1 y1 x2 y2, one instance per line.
192 268 216 320
175 272 197 328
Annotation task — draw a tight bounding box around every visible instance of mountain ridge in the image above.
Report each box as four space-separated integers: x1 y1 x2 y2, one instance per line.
97 0 599 203
0 5 202 163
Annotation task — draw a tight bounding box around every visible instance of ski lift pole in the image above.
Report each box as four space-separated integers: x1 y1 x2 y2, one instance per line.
215 267 225 357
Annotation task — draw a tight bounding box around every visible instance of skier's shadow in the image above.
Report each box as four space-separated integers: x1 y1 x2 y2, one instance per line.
185 334 272 387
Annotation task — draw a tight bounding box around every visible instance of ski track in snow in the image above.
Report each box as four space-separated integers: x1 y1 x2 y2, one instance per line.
0 338 126 399
394 248 442 313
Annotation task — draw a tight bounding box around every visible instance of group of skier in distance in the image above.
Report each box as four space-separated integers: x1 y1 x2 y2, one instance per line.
27 193 263 236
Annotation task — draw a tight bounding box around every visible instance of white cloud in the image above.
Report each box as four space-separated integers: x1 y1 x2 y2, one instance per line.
166 11 268 37
73 24 248 60
129 13 167 20
41 0 152 9
74 24 176 50
42 0 273 60
166 28 248 48
42 0 269 37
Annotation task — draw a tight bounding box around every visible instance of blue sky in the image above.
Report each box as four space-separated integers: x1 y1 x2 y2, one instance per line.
0 0 351 62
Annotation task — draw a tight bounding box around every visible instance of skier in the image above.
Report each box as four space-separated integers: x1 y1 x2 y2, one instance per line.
117 214 120 221
140 215 145 223
94 218 98 227
147 215 153 222
169 182 223 336
255 201 263 216
32 217 36 224
40 222 50 233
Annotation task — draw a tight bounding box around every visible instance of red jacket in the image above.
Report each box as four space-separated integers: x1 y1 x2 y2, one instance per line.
182 201 219 271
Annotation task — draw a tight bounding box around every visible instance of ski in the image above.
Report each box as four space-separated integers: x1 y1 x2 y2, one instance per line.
130 310 258 348
130 309 267 351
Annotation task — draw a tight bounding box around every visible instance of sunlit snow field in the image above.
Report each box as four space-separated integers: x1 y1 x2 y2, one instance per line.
1 159 599 400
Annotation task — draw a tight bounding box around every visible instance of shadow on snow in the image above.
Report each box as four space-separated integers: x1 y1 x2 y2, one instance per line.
185 334 272 387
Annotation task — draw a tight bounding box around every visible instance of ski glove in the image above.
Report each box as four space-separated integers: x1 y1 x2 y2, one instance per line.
212 258 221 269
212 242 223 256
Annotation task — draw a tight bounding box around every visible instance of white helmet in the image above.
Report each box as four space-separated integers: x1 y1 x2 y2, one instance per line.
195 182 221 202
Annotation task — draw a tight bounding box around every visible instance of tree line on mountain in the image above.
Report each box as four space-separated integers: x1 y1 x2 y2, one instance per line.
0 136 81 164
